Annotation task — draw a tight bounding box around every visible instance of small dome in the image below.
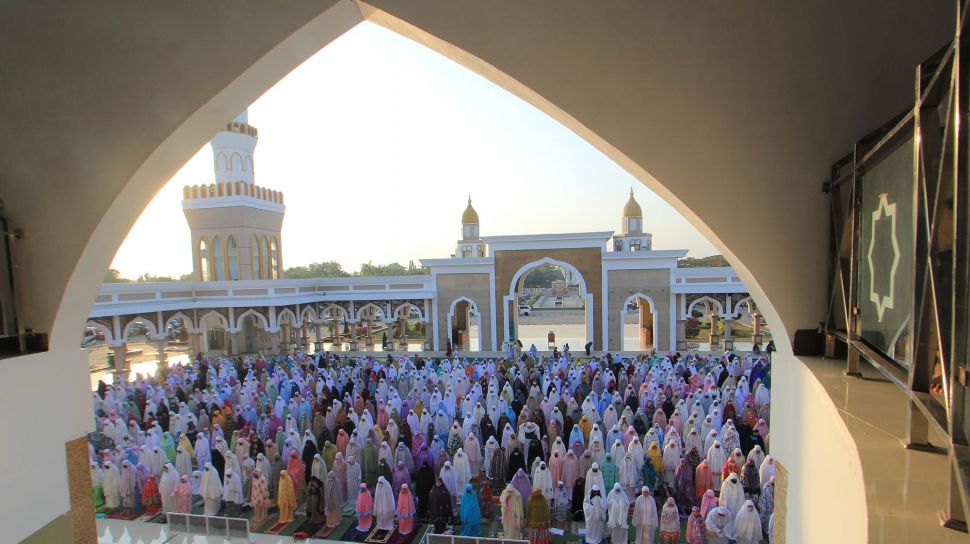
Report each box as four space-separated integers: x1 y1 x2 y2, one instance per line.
622 188 642 218
462 196 479 224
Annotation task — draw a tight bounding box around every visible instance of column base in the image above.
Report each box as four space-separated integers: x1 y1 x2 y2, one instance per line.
940 511 968 533
903 441 948 455
724 340 734 351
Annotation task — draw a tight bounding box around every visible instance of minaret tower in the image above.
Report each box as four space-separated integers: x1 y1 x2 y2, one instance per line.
612 188 652 251
182 111 285 281
455 196 486 258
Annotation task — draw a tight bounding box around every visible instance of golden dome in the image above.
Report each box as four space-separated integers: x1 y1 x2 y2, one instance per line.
462 196 479 224
622 188 642 217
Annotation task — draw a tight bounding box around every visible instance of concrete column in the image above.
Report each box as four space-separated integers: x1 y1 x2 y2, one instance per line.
423 320 433 351
723 319 734 351
112 342 128 377
350 320 359 351
314 323 323 353
189 331 204 355
229 331 242 354
676 320 687 351
301 325 309 353
153 338 168 367
708 314 720 350
751 312 763 346
270 331 280 353
365 319 374 346
399 315 407 350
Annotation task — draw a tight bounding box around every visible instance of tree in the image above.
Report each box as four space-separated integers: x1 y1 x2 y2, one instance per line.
136 273 177 282
284 260 351 278
522 264 566 288
104 269 132 283
677 255 729 268
358 261 408 276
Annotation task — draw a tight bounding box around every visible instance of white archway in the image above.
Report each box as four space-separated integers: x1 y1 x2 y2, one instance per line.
198 310 229 353
235 308 269 330
393 302 424 320
731 296 754 318
447 296 482 352
121 315 159 340
355 302 386 322
618 292 658 352
684 296 725 319
84 320 113 345
164 312 195 334
277 307 299 327
301 306 318 324
502 257 593 348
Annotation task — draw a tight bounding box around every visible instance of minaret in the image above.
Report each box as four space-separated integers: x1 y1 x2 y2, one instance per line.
182 110 285 281
612 188 652 251
455 196 486 258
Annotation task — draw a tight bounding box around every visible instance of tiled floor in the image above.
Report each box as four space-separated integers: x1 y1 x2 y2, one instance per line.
803 356 966 543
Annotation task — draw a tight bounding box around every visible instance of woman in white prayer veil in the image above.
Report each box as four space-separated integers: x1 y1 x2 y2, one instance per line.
439 461 459 508
733 500 763 544
222 468 244 513
747 445 766 470
373 476 396 531
345 455 363 506
102 461 122 508
550 436 567 460
704 430 719 454
718 473 745 518
589 434 607 464
759 455 777 483
532 461 554 500
707 441 727 489
606 483 631 544
483 436 500 477
453 448 472 490
583 485 608 544
175 446 192 478
464 434 483 474
501 423 515 449
602 405 619 432
158 463 180 515
312 454 328 482
632 486 658 544
610 438 626 462
149 446 165 477
704 505 735 544
618 452 639 501
200 462 223 516
661 441 680 484
585 462 606 498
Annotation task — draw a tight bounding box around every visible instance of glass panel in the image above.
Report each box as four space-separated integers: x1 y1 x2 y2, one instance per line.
199 239 211 282
212 237 224 281
270 239 279 279
251 236 261 279
261 237 270 279
227 237 239 280
857 136 915 364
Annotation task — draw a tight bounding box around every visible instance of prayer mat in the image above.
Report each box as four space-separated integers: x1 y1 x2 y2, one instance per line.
292 519 324 536
264 519 291 534
105 508 142 521
339 524 373 542
313 524 338 538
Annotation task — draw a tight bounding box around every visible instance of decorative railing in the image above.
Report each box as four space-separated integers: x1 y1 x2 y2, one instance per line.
182 182 283 204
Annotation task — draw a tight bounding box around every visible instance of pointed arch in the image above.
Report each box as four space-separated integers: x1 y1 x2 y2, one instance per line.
393 302 423 320
355 302 386 322
122 315 159 339
447 296 482 352
618 292 658 352
164 312 195 333
504 256 592 347
685 296 725 319
85 320 113 344
230 152 243 171
320 304 349 321
731 296 754 318
277 307 299 327
301 305 318 324
235 308 269 330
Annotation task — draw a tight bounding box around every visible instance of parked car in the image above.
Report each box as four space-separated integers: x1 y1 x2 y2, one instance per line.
518 304 532 316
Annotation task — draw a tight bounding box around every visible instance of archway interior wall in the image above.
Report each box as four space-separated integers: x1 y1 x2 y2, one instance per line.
493 248 602 349
606 268 670 351
433 273 492 351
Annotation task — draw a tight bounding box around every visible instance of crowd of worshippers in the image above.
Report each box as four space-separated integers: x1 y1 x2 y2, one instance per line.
88 348 774 544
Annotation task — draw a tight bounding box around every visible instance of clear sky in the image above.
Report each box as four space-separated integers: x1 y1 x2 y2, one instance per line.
110 22 718 279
